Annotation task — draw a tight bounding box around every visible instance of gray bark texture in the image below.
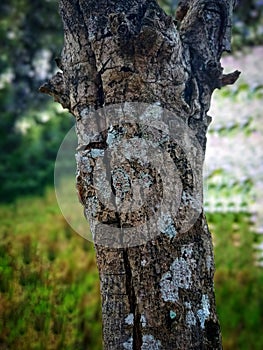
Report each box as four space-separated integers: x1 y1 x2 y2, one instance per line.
40 0 240 349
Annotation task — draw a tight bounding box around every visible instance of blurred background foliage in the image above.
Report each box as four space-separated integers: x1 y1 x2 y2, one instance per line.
0 0 262 202
0 0 74 202
0 0 263 349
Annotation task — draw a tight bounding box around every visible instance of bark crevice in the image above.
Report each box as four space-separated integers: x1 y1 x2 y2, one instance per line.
123 249 142 350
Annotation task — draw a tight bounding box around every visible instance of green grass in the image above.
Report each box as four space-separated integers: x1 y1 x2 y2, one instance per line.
208 212 263 350
0 189 102 350
0 189 262 349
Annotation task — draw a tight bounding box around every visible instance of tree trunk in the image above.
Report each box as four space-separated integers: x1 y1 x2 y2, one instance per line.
40 0 240 348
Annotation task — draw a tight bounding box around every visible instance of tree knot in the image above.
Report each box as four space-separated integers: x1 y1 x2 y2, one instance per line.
109 12 129 35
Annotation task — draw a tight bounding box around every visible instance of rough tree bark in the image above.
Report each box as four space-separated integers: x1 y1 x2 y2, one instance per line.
41 0 240 349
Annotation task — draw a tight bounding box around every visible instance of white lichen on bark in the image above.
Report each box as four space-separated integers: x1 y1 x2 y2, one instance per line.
197 294 210 329
160 244 195 302
141 335 161 350
125 313 134 326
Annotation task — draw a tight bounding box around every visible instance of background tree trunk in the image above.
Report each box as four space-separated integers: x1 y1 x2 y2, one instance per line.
41 0 239 348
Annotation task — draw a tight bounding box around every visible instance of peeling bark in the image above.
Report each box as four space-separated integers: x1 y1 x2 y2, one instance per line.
41 0 240 348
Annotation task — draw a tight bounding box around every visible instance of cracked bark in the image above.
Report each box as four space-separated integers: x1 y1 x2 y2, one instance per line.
40 0 240 349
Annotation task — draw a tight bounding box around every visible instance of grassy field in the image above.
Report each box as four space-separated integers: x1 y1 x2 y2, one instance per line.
0 189 101 350
0 188 263 349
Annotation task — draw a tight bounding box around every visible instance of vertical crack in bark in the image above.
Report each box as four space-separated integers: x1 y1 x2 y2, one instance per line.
97 72 105 108
123 249 142 349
